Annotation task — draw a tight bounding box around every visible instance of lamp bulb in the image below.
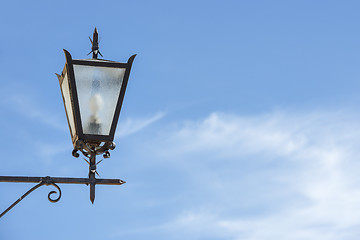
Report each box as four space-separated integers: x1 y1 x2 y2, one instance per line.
89 93 103 115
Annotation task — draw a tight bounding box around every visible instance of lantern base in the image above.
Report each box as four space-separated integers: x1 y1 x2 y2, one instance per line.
72 139 115 159
71 139 117 203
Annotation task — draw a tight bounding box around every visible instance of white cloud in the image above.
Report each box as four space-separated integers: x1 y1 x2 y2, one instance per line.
125 110 360 240
116 112 165 138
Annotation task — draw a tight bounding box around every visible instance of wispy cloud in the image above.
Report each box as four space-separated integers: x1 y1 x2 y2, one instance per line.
0 92 67 131
114 110 360 240
116 112 165 138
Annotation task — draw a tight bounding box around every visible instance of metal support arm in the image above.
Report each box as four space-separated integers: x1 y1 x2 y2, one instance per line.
0 176 125 218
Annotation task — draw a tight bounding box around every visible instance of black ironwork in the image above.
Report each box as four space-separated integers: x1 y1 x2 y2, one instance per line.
72 139 115 159
57 43 136 146
0 176 62 218
0 175 125 218
1 139 124 218
0 28 134 218
72 139 117 203
88 27 102 59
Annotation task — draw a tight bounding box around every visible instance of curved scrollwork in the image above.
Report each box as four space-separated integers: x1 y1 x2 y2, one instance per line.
47 183 62 203
0 178 63 218
72 140 115 160
72 149 80 158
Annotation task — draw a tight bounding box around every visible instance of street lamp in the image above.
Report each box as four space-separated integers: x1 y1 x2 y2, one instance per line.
0 28 136 217
57 28 136 203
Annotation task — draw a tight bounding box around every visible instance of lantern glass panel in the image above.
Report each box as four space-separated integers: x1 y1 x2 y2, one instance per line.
61 72 76 137
73 64 126 135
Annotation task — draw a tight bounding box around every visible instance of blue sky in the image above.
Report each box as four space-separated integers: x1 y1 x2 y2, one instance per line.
1 1 360 239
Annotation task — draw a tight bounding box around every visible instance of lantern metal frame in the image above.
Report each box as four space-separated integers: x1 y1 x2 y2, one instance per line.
57 50 136 147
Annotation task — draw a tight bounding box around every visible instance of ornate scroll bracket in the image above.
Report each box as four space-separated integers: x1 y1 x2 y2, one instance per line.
1 140 120 218
0 176 61 218
72 140 116 160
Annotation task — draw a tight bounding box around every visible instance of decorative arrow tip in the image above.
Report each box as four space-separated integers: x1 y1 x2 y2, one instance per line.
90 183 95 204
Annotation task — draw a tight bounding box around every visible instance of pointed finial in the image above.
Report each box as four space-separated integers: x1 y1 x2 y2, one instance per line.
90 183 95 204
88 27 103 59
